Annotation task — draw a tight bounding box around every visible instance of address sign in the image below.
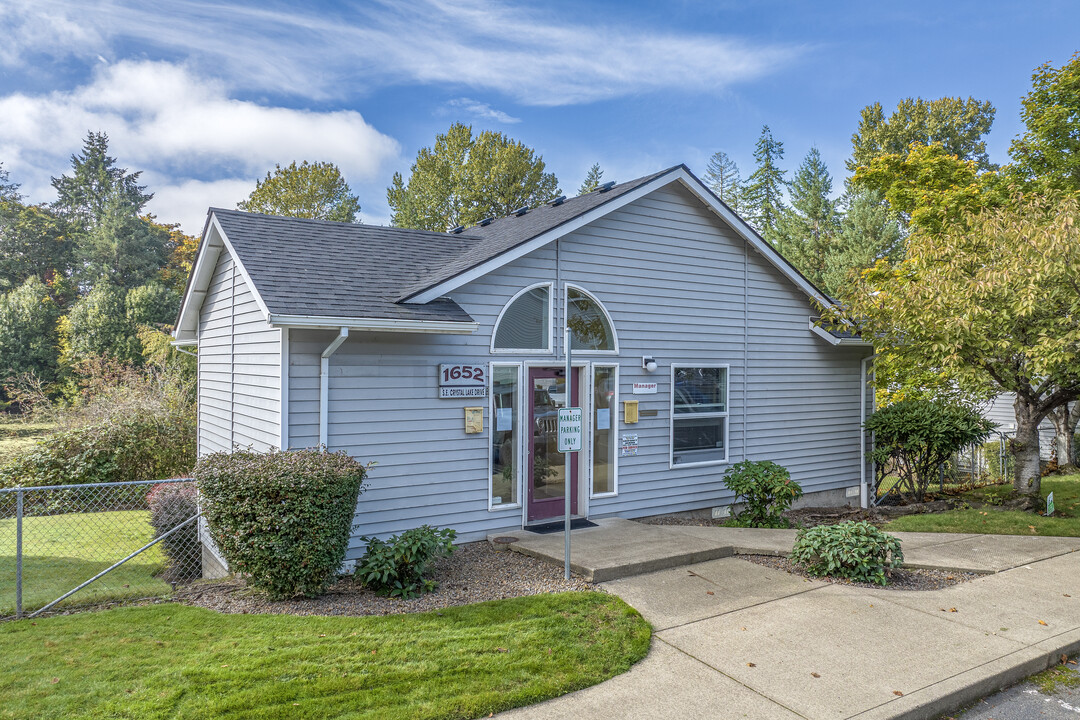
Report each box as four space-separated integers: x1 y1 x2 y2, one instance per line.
439 363 487 398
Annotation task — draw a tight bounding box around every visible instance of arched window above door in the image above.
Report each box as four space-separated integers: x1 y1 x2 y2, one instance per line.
492 283 552 352
566 285 617 352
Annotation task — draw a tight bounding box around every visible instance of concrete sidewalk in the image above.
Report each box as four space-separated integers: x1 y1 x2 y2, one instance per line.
493 522 1080 720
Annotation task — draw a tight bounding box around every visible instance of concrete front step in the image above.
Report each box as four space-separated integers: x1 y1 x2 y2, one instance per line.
489 519 1080 582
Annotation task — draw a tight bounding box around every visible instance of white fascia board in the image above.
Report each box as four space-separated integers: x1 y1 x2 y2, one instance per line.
402 167 683 304
267 314 479 334
808 317 873 347
170 339 199 347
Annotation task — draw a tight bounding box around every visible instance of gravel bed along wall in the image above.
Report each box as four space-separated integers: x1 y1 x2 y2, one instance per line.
177 541 596 617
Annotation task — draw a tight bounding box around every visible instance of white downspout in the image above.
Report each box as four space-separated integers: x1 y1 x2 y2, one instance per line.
860 352 877 508
320 327 349 448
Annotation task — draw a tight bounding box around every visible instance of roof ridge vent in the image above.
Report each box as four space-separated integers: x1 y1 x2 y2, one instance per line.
550 195 566 206
512 205 529 216
449 225 465 234
597 181 615 193
478 216 494 227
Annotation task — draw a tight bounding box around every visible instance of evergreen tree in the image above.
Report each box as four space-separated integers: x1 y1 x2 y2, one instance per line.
775 148 840 288
51 131 152 231
702 150 743 212
744 126 788 244
239 161 361 222
822 190 903 298
0 162 20 203
77 192 171 289
577 163 604 195
388 123 560 231
0 276 62 384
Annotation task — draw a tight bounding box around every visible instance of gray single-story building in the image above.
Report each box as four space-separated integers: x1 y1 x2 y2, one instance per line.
174 165 874 561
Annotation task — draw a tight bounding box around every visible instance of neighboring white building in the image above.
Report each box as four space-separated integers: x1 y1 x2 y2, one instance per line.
174 165 874 557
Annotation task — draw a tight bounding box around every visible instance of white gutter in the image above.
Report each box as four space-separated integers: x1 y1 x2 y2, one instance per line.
268 313 478 335
860 353 878 509
319 327 349 448
808 317 873 347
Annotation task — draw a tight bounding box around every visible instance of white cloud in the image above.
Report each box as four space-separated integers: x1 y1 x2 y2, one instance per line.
445 98 521 124
0 60 400 233
1 0 804 106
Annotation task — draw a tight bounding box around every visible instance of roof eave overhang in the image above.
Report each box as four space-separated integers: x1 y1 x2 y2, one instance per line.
172 211 272 343
267 314 479 335
401 165 835 310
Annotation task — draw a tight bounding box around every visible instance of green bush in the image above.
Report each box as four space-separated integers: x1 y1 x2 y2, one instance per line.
865 399 994 502
791 521 904 586
147 482 200 581
983 438 1013 483
356 525 456 599
196 448 369 599
722 459 803 528
0 406 195 491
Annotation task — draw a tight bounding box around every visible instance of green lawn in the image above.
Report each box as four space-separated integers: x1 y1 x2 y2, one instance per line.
884 471 1080 537
0 594 651 720
0 510 170 615
0 417 56 466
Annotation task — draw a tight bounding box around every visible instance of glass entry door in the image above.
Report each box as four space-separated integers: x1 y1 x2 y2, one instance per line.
527 367 580 522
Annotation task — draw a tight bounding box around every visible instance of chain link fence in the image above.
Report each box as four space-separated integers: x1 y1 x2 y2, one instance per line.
0 478 200 620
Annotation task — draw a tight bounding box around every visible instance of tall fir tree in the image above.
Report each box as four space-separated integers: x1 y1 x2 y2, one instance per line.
822 190 903 299
776 148 840 289
744 126 788 244
577 163 604 195
702 151 742 212
51 131 152 232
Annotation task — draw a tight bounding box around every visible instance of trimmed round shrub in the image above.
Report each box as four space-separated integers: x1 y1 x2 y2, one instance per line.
147 482 200 581
722 459 803 528
196 448 369 599
791 521 903 586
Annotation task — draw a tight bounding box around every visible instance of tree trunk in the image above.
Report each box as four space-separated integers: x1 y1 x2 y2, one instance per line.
1050 405 1073 470
1012 395 1042 498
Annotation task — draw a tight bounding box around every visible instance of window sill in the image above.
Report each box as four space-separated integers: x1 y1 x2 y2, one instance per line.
669 458 729 469
488 503 522 512
590 492 618 500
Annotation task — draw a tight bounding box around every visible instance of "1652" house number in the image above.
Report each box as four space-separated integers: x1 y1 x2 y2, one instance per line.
439 364 487 398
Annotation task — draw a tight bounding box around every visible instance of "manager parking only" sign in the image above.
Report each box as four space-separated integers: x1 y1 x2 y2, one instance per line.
557 407 583 453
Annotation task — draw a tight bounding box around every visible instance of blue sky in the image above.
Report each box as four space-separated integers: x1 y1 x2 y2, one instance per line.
0 0 1077 234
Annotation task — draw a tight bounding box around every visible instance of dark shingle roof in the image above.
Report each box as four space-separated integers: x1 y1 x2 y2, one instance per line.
211 209 479 323
395 166 680 301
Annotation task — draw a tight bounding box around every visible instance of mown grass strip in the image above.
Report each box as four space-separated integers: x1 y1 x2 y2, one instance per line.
0 592 651 720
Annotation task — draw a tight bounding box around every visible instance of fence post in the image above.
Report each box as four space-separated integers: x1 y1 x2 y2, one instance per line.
15 489 23 620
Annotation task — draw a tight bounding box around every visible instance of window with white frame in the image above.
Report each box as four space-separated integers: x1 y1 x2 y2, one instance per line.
492 284 551 352
671 365 728 466
566 286 616 352
592 364 617 495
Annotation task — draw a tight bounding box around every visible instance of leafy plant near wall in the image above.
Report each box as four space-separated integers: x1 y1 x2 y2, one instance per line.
722 459 803 528
865 399 994 502
356 525 456 599
196 448 370 599
791 521 903 586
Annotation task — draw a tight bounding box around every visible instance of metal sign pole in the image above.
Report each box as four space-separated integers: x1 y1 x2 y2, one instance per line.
565 326 572 581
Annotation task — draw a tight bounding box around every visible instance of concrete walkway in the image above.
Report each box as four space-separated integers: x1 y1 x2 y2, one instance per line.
492 521 1080 720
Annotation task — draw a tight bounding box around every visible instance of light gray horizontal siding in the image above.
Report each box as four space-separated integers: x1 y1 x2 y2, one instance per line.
983 393 1054 459
198 246 280 456
286 182 870 548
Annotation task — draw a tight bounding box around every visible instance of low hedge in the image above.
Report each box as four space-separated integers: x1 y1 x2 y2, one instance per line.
196 448 370 599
